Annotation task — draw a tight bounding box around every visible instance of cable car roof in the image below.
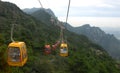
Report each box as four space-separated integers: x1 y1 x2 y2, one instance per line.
60 43 68 47
8 42 25 47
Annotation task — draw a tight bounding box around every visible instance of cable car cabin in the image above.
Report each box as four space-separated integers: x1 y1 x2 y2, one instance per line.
7 42 27 66
52 41 60 50
60 43 68 57
44 45 51 55
52 45 56 50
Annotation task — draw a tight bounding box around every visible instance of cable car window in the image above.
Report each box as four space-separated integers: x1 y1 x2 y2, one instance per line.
45 48 51 51
22 45 27 59
21 47 24 60
60 48 67 53
8 47 20 62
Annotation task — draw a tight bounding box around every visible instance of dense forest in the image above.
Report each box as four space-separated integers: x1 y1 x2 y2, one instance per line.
0 1 120 73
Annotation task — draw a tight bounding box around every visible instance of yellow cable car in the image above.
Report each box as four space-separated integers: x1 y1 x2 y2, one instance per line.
7 42 27 66
60 43 68 57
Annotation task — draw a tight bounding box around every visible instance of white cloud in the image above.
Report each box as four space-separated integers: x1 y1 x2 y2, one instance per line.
71 0 104 7
1 0 120 28
2 0 40 9
59 17 120 28
97 3 114 8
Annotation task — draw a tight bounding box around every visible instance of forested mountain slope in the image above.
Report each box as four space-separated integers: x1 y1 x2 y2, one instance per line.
0 1 120 73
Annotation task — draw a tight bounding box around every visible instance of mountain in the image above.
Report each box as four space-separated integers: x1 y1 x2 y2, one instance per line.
0 1 120 73
23 8 40 14
67 24 120 59
23 8 56 17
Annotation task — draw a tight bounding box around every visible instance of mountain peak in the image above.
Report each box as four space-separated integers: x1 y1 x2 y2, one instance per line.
82 24 91 27
23 8 56 17
23 7 40 14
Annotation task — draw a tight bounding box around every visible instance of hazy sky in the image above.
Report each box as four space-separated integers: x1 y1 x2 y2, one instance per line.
1 0 120 28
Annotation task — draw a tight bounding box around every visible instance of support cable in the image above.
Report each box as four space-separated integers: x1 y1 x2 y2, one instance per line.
62 0 71 42
38 0 43 8
65 0 71 24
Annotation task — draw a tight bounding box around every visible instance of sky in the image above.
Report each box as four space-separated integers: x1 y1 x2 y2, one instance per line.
1 0 120 28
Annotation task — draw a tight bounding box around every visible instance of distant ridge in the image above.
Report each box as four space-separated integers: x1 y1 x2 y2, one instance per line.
67 24 120 59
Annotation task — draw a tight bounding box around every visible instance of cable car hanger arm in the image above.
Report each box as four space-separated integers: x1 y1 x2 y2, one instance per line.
11 24 15 42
